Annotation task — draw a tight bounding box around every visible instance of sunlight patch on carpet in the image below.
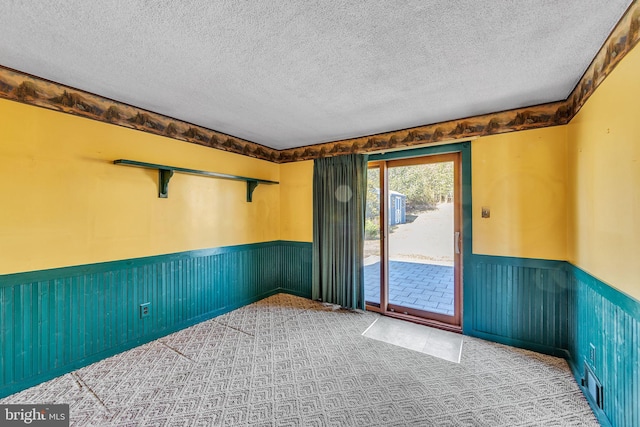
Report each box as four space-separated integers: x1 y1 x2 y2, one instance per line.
362 316 463 363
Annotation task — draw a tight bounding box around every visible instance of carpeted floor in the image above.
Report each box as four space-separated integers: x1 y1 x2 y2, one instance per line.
1 294 598 426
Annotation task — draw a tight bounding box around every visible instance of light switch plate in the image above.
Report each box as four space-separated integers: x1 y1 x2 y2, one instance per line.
481 207 490 218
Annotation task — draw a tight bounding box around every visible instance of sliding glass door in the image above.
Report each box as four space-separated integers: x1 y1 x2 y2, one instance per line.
364 153 462 327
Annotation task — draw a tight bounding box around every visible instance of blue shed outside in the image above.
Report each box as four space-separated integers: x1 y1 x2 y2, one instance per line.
388 190 406 225
367 189 407 225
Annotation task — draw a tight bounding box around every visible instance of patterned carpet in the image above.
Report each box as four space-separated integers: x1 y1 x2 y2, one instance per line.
1 294 598 426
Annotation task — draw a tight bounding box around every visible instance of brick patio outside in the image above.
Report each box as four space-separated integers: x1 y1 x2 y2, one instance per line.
364 260 454 316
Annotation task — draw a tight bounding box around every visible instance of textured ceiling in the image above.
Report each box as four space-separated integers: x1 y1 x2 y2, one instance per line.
0 1 633 150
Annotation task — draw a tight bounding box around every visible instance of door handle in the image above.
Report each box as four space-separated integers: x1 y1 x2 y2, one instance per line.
454 231 461 254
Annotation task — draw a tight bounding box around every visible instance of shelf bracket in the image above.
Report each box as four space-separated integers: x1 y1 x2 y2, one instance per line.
246 180 259 202
113 159 278 202
159 169 174 198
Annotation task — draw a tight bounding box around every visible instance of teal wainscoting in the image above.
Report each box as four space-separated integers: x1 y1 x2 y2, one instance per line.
466 254 640 427
466 255 569 357
566 265 640 427
0 240 312 398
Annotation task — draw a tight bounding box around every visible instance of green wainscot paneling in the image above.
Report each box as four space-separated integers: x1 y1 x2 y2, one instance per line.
0 241 312 398
566 265 640 427
466 255 570 357
466 254 640 427
3 246 639 426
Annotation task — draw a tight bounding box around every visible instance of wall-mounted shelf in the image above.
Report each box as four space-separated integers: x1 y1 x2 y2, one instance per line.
113 159 278 202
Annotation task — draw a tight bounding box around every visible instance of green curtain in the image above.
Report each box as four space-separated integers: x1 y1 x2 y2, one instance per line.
312 154 367 310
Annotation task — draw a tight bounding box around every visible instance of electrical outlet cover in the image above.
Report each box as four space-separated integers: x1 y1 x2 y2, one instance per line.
140 302 151 318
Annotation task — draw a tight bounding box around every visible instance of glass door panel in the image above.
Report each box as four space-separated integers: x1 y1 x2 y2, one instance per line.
387 160 455 319
364 164 382 306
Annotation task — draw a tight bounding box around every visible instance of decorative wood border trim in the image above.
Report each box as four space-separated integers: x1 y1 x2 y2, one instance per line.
569 1 640 119
277 101 569 162
0 67 280 162
1 1 638 163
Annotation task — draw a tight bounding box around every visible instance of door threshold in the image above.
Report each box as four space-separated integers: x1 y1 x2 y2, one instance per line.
366 304 461 334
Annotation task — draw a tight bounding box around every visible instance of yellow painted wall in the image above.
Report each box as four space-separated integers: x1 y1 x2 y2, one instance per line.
279 160 313 242
0 99 280 275
279 128 572 260
3 39 638 302
567 43 640 300
472 127 568 260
